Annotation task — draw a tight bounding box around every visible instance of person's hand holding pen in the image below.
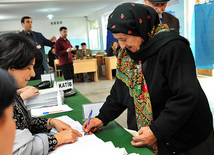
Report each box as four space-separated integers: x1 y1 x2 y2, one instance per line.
82 117 103 135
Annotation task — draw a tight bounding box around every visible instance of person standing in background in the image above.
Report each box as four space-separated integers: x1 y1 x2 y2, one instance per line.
55 26 76 81
19 16 56 79
144 0 180 33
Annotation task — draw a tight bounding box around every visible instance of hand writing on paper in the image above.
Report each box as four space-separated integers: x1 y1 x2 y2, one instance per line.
82 118 103 135
18 86 40 101
131 126 157 146
54 129 82 146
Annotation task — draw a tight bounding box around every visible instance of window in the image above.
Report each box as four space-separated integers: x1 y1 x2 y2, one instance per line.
88 20 100 50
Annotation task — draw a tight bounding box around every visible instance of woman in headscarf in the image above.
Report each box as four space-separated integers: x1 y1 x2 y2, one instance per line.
83 3 214 155
107 41 120 57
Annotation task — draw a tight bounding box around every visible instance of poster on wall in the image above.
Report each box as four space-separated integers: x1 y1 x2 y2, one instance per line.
165 0 184 36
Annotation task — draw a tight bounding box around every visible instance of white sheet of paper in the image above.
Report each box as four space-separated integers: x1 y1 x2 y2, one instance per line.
49 115 128 155
124 128 139 137
31 105 73 117
82 102 104 119
41 73 55 82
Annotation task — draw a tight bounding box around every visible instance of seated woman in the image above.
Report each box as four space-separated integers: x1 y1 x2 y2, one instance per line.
0 68 17 155
0 33 82 155
107 41 120 57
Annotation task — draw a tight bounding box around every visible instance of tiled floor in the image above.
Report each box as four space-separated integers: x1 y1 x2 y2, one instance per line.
74 74 214 128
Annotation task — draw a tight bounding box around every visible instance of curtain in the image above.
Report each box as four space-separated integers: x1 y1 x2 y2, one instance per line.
192 1 214 69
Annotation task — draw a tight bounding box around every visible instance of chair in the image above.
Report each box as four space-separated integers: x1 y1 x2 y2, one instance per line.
54 59 62 77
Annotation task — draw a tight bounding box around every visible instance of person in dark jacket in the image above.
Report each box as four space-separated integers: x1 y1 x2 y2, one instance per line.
48 47 58 69
144 0 180 33
83 3 214 155
19 16 56 79
107 41 120 57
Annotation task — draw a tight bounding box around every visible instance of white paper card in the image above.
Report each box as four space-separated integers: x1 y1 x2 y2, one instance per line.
124 128 139 137
55 80 73 91
41 73 55 82
82 102 104 119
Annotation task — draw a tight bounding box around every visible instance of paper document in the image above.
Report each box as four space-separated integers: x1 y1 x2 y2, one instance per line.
24 88 64 109
31 105 72 117
49 115 129 155
82 102 104 120
124 128 139 137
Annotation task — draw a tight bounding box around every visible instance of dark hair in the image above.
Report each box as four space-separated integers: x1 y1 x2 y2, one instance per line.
0 68 16 117
110 41 118 47
81 42 86 46
0 33 42 70
21 16 32 23
59 26 67 31
75 45 79 50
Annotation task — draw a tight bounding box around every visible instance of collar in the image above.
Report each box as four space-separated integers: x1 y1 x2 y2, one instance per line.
22 30 32 35
59 37 68 41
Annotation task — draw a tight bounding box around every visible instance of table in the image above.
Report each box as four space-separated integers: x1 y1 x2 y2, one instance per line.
96 54 107 76
28 78 153 155
54 59 98 81
105 56 117 80
73 59 98 82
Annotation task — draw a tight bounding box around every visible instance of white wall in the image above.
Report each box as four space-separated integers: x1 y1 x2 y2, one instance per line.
0 17 87 39
0 17 88 53
87 0 142 52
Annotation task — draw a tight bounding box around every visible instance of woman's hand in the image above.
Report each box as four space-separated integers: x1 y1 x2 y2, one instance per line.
82 118 103 135
54 129 82 146
131 126 157 147
47 118 71 132
18 86 40 101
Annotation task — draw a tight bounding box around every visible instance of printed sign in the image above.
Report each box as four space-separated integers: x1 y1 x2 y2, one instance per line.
55 80 73 91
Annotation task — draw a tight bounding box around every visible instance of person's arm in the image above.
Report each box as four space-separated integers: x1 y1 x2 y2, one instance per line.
42 34 55 47
87 50 93 59
149 40 199 140
54 41 69 57
96 80 127 126
18 86 40 101
76 50 82 59
13 129 50 155
83 80 127 134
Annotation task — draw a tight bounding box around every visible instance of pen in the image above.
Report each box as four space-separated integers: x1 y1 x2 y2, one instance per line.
43 110 63 114
84 110 93 136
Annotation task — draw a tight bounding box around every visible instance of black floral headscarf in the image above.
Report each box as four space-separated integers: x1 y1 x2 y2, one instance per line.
107 3 159 44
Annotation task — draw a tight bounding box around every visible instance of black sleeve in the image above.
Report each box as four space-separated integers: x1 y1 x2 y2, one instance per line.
150 40 200 139
97 80 126 125
42 34 54 47
107 48 113 57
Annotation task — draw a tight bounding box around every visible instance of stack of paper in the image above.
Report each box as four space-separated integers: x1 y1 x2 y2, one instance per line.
49 116 129 155
31 105 73 117
24 88 64 110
